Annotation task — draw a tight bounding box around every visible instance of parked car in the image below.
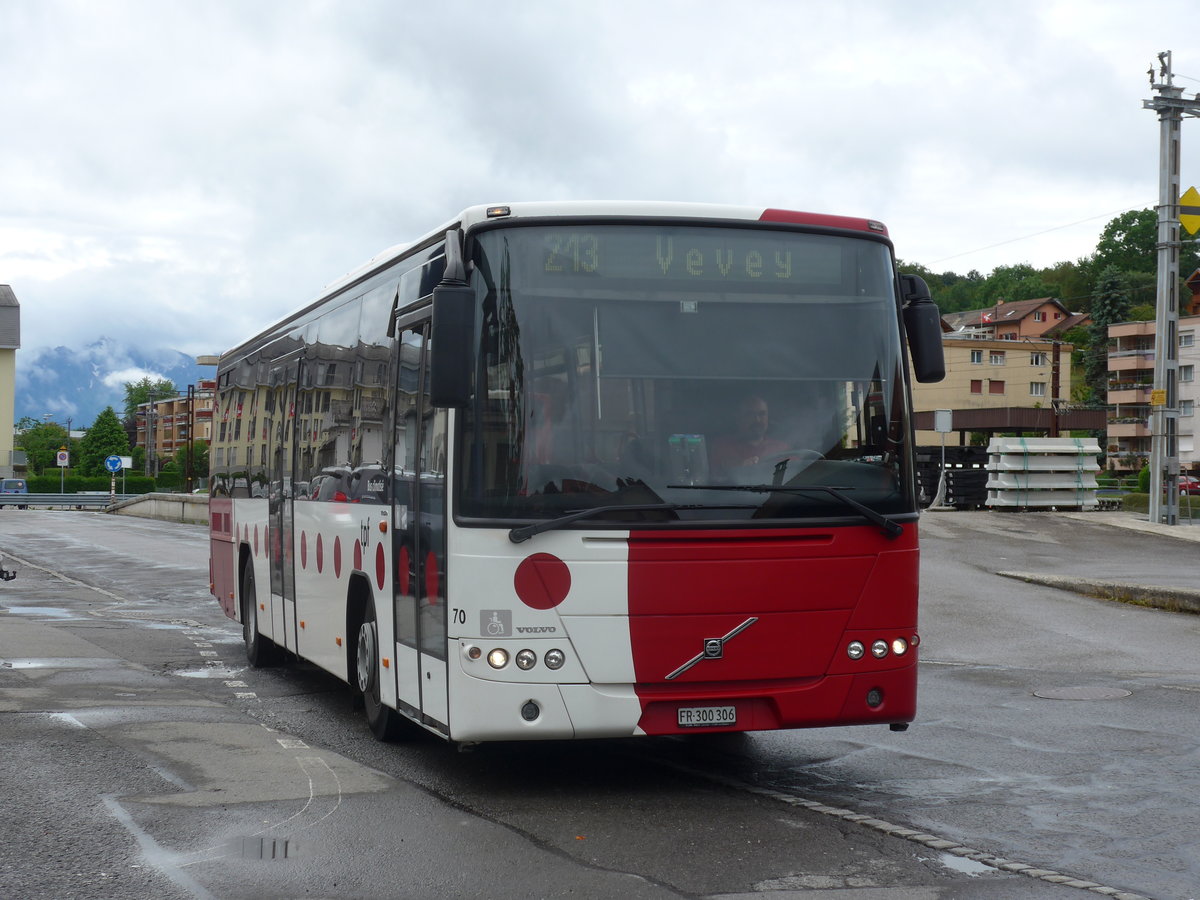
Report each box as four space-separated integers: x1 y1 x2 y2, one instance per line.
0 478 29 509
1180 475 1200 496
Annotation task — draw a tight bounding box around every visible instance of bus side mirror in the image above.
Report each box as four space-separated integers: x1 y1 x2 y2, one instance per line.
429 283 475 408
899 274 946 383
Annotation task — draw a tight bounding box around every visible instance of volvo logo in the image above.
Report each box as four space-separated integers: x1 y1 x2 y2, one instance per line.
665 617 759 680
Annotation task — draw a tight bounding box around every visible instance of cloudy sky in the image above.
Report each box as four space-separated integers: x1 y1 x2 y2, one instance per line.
2 0 1198 366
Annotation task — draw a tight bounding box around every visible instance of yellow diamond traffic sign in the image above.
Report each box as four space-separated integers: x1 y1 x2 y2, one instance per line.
1182 186 1200 236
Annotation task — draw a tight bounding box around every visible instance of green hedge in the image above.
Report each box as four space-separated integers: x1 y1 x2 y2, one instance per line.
27 474 158 494
1120 492 1200 519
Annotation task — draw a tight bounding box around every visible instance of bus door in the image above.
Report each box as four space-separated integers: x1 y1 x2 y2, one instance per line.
392 322 450 729
268 357 299 653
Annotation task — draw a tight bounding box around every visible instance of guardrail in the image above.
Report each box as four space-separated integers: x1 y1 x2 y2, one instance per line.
1 493 140 509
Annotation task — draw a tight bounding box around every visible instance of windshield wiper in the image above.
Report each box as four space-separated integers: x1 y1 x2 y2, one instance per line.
667 483 903 539
508 503 756 543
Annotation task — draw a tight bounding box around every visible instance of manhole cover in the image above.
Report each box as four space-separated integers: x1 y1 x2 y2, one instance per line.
1033 686 1132 701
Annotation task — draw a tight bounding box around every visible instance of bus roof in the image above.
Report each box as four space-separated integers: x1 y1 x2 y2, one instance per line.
323 201 888 296
223 201 889 364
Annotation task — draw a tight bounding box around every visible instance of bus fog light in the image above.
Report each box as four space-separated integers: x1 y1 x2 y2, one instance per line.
467 645 481 660
544 649 565 670
871 640 889 659
515 649 537 670
891 637 909 656
521 700 540 721
847 641 865 660
487 648 509 669
867 688 884 708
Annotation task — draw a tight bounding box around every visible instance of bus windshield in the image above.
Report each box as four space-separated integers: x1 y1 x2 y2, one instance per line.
457 223 914 526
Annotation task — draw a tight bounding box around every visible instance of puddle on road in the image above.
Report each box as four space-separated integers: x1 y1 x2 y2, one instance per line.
2 606 83 620
937 853 995 877
2 657 125 669
174 665 243 679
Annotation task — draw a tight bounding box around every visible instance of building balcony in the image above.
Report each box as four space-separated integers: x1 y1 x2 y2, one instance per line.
1108 386 1152 404
1107 421 1151 437
1108 353 1155 373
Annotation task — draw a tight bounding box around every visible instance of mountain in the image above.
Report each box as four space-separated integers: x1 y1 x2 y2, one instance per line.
15 338 214 428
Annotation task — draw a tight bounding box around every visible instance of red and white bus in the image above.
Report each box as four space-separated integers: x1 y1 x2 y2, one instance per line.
209 201 945 743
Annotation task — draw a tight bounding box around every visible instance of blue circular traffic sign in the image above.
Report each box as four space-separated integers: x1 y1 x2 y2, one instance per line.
104 455 123 473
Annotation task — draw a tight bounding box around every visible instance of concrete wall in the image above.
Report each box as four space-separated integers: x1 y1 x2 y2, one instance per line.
109 492 209 525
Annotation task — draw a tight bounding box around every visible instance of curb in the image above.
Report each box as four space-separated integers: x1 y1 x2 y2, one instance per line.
997 571 1200 615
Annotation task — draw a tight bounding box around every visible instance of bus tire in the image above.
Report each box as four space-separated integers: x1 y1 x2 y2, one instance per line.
241 563 280 667
355 594 403 741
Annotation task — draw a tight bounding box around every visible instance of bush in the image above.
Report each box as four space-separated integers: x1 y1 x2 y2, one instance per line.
1138 466 1151 493
27 474 157 494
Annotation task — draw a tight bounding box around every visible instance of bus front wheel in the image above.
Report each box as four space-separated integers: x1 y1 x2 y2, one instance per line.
355 594 404 741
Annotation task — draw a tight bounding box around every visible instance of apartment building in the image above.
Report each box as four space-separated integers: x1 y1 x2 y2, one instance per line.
135 380 216 474
1105 269 1200 473
911 335 1074 445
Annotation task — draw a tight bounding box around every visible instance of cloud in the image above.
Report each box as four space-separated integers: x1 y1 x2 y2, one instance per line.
0 0 1196 371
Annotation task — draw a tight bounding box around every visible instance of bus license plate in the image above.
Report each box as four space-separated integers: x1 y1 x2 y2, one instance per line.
677 705 736 728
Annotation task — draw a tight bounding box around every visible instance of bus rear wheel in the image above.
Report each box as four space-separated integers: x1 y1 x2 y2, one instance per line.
241 564 280 667
355 595 404 741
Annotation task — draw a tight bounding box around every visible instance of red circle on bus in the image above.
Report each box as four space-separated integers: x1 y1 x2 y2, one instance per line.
300 532 307 569
514 553 571 610
425 551 439 605
397 545 410 595
354 539 363 572
333 536 342 578
316 534 324 574
376 543 386 591
253 524 259 557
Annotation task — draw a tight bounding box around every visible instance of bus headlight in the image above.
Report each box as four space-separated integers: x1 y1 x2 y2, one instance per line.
487 648 509 669
871 640 889 659
544 649 565 670
847 641 865 660
891 637 909 656
515 649 537 670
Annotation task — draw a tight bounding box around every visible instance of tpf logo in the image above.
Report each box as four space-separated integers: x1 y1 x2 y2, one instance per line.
481 610 511 637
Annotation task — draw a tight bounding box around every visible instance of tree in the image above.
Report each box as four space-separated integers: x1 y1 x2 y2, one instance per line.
15 417 70 476
977 263 1054 306
123 376 178 420
1084 266 1133 404
76 407 131 476
1092 208 1200 278
1093 209 1157 275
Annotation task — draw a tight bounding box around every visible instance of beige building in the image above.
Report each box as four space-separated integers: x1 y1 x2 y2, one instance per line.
911 335 1074 445
0 286 19 477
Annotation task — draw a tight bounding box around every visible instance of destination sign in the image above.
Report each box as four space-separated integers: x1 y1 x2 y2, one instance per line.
527 226 853 287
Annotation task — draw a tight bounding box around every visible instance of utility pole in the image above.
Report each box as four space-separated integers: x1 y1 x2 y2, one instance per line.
1144 52 1200 524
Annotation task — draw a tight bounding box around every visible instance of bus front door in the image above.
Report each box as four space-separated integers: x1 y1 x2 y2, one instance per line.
392 324 450 731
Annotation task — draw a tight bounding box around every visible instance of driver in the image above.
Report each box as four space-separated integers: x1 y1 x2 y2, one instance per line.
710 395 787 471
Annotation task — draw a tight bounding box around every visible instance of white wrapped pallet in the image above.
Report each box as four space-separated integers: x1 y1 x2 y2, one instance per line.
985 437 1101 510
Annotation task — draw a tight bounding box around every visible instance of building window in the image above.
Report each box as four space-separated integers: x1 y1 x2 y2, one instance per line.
970 349 983 364
970 379 983 394
1033 311 1046 322
989 380 1006 394
1181 331 1195 348
1182 399 1194 417
1030 382 1046 397
1001 332 1017 341
990 351 1006 365
1180 365 1195 383
1030 351 1047 366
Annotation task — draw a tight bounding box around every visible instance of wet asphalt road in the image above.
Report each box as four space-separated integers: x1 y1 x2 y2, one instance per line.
0 509 1196 899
